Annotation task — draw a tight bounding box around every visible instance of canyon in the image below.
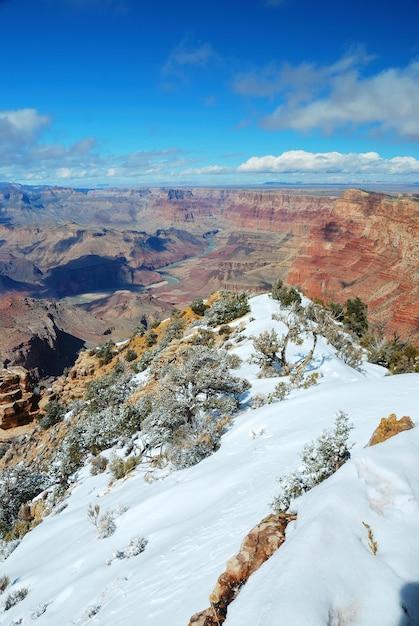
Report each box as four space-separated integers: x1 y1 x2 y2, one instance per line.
0 184 417 380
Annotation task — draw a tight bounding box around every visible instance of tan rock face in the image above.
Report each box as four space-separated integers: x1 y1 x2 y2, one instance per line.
0 367 39 430
367 413 415 446
188 513 296 626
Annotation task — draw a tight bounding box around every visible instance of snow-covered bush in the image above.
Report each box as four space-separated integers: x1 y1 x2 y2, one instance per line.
3 586 29 611
141 345 249 467
0 465 49 532
268 370 319 402
0 574 9 593
87 504 116 539
204 290 250 326
272 411 354 513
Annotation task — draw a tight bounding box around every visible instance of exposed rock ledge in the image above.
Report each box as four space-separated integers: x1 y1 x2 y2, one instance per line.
188 512 296 625
0 366 39 430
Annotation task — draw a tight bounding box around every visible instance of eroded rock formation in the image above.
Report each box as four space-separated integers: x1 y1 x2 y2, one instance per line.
188 513 296 625
367 413 415 447
0 367 39 430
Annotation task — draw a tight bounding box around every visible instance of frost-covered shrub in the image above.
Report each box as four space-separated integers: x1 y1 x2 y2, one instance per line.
3 587 29 610
0 539 20 562
204 290 250 326
141 345 249 467
108 455 137 480
0 465 48 531
87 504 116 539
272 411 353 513
38 400 66 429
90 454 108 476
0 574 9 593
124 535 148 558
96 512 116 539
268 371 319 402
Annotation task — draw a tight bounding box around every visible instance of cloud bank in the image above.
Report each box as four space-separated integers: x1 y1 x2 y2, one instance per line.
234 52 419 141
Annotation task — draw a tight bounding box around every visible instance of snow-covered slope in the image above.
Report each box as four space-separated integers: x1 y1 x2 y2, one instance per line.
1 294 418 626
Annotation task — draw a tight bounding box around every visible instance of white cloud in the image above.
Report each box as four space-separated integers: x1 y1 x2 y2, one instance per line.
0 109 50 147
234 52 419 141
237 150 419 176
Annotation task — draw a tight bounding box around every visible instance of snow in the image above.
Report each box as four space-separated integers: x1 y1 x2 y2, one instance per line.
1 294 418 626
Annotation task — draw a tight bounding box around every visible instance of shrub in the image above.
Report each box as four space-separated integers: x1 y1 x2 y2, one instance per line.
38 400 66 429
125 535 148 558
343 297 368 338
109 455 137 480
124 348 137 363
0 574 9 593
271 411 353 513
205 291 250 326
93 341 115 366
271 279 302 308
96 511 116 539
90 454 108 476
4 586 29 610
87 504 116 539
190 298 209 316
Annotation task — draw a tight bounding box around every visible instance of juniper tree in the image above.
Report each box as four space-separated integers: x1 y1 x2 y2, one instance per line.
141 345 250 466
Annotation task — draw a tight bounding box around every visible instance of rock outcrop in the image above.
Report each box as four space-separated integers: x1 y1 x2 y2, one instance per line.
188 513 296 625
367 413 415 446
0 367 39 430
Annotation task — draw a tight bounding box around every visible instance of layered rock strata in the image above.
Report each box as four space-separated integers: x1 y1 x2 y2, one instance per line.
0 367 39 430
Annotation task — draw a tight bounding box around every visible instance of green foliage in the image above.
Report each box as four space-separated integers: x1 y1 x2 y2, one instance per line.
268 371 319 401
92 341 116 366
38 400 66 429
328 301 345 322
205 290 250 326
363 332 419 374
144 330 158 347
190 298 209 316
271 411 353 513
343 297 369 338
124 348 137 363
189 328 215 347
271 279 302 308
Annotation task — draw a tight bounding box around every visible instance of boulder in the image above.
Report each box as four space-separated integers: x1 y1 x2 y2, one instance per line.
188 513 296 626
367 412 415 447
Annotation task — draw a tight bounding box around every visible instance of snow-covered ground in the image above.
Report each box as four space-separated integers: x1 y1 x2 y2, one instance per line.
1 294 418 626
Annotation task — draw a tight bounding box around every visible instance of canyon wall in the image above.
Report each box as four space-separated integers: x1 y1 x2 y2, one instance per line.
0 185 417 370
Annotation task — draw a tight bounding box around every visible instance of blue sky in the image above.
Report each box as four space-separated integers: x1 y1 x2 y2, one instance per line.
1 0 419 186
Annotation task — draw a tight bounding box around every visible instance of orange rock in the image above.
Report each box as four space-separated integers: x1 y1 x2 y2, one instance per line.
188 513 296 626
367 413 415 446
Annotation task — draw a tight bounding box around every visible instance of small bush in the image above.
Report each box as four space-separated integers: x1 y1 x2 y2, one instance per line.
87 504 116 539
125 535 148 558
124 348 137 363
205 290 250 326
90 454 108 476
108 455 137 480
190 298 209 316
271 279 302 308
4 586 29 610
39 400 66 429
272 411 353 513
0 574 9 593
97 511 116 539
